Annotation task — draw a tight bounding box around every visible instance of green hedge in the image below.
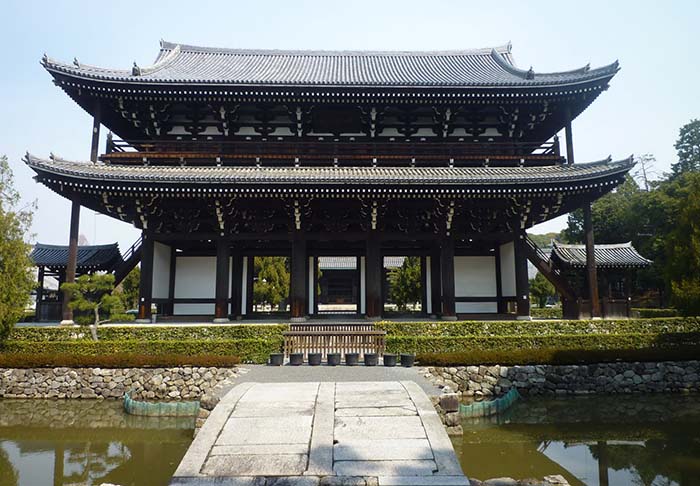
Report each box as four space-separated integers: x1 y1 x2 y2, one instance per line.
530 307 563 319
0 353 241 369
1 338 282 364
385 331 700 354
9 324 289 342
376 317 700 338
631 308 680 318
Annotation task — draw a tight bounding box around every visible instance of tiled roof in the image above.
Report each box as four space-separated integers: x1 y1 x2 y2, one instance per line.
31 243 122 270
24 154 634 187
551 241 652 269
319 256 405 270
41 41 619 89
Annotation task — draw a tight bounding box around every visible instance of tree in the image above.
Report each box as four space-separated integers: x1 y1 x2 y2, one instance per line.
0 155 34 344
670 119 700 177
388 256 421 312
253 256 290 310
61 273 123 340
119 266 140 310
529 272 556 308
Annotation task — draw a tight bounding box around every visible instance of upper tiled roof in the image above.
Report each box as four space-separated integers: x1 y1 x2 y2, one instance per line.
319 256 405 270
24 154 634 187
41 40 619 88
551 241 652 269
31 243 122 270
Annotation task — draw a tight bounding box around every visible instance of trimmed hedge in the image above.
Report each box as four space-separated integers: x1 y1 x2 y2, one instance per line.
1 338 282 364
530 307 563 319
385 332 700 354
0 352 241 369
376 317 700 338
632 308 680 318
9 324 289 342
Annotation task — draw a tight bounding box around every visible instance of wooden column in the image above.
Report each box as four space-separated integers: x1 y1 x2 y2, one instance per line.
430 245 442 318
214 238 230 322
584 202 601 318
440 236 456 320
231 250 243 319
565 111 574 165
167 247 176 315
136 232 154 322
365 233 382 318
90 103 102 163
290 235 307 320
514 232 531 319
60 194 81 325
36 267 45 322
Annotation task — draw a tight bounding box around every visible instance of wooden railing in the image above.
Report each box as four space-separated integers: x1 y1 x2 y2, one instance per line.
283 328 387 359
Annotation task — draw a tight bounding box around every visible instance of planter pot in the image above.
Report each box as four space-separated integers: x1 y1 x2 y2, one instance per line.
327 353 341 366
289 353 304 366
383 353 397 367
400 353 415 368
364 353 378 366
308 353 322 366
268 353 284 366
345 353 360 366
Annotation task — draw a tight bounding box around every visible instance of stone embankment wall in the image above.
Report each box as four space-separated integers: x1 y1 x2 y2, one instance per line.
0 367 239 400
422 360 700 398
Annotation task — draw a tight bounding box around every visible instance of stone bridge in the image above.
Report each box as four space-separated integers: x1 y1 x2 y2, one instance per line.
171 381 468 486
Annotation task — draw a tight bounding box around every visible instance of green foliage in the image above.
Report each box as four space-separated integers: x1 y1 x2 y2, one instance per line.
387 256 421 311
671 279 700 317
670 119 700 177
0 352 241 369
525 232 561 248
632 308 679 318
61 273 122 332
253 256 289 310
529 272 556 308
530 307 563 319
0 155 35 344
1 339 281 364
119 266 140 310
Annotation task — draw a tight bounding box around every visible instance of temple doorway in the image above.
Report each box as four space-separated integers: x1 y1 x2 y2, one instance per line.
315 256 360 316
383 255 424 316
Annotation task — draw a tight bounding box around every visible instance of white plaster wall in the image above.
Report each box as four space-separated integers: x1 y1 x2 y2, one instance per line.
454 256 497 297
174 256 216 315
500 242 516 297
456 302 498 313
152 242 171 300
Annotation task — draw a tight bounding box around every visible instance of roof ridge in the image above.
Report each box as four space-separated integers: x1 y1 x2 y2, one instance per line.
34 242 119 250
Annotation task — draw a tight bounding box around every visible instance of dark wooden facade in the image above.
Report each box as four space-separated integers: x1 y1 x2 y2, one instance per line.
26 41 632 322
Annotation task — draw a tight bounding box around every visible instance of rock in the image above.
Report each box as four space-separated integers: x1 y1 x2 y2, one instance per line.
444 412 461 427
484 478 518 486
544 475 569 485
440 393 460 413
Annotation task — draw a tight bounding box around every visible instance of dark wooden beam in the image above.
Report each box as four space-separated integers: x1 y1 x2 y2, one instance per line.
167 245 176 316
440 236 456 320
61 194 81 325
36 267 45 322
90 105 102 163
514 232 531 319
365 233 382 318
430 245 441 317
246 256 254 315
137 232 154 322
214 238 231 322
564 111 574 165
584 202 601 317
290 235 307 319
231 250 243 319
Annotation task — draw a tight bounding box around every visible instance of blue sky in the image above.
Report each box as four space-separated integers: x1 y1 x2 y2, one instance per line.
3 0 699 251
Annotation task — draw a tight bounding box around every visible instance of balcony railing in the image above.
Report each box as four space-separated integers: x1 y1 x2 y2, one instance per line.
102 138 564 168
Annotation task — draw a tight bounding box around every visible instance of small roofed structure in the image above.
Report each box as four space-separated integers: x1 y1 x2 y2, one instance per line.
550 242 652 318
31 243 123 322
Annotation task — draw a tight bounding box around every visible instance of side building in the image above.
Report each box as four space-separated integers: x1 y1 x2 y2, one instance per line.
25 41 632 323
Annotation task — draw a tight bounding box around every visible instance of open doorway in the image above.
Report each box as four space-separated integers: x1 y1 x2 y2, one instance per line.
383 255 424 316
251 256 291 318
316 256 359 315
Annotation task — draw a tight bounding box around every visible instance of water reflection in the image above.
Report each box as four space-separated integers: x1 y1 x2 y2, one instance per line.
0 400 194 486
453 394 700 486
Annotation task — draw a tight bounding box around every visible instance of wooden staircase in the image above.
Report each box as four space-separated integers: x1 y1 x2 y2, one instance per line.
111 236 142 286
523 235 577 302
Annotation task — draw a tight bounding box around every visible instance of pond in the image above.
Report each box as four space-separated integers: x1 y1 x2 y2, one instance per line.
452 393 700 486
0 399 194 486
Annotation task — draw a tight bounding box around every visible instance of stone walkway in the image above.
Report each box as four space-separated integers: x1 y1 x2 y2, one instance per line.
171 381 468 486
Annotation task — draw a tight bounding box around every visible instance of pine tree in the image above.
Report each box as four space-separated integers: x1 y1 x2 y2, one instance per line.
388 256 422 312
670 119 700 177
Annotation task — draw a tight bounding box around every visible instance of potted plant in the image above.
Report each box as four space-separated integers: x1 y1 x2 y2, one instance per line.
289 353 304 366
327 353 341 366
364 353 378 366
383 353 397 367
308 352 322 366
400 353 415 367
345 352 359 366
268 353 284 366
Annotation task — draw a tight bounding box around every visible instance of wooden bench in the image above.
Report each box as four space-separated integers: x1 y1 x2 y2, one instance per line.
283 326 386 360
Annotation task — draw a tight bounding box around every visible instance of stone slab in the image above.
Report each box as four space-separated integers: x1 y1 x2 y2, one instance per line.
378 476 470 486
202 454 308 476
231 401 316 417
335 381 406 392
335 399 416 409
305 382 335 476
217 415 313 445
210 444 309 456
334 416 427 440
334 460 438 476
334 439 433 461
335 407 417 417
238 382 319 403
170 477 266 486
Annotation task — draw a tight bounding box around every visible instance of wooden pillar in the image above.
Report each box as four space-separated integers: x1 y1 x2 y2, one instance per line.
214 238 230 322
514 232 531 319
36 267 45 322
597 441 609 486
167 247 176 315
420 256 428 316
430 245 441 318
365 233 382 318
60 194 81 325
584 202 601 318
565 112 574 165
231 250 243 319
290 235 307 320
90 104 102 163
440 236 456 320
136 232 154 322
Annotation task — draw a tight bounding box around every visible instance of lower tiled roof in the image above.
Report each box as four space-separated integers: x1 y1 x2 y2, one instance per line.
31 243 122 270
551 241 652 269
318 256 406 270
